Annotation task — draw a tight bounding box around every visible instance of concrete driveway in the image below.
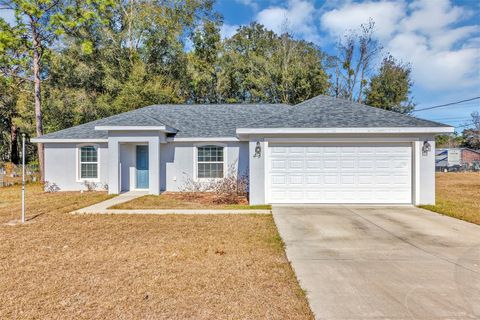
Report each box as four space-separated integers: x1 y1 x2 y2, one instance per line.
273 206 480 320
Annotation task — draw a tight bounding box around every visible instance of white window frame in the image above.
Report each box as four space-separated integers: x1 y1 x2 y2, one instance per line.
76 143 100 182
193 143 227 180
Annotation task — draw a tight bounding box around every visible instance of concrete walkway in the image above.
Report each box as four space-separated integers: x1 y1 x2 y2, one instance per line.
273 205 480 320
74 191 148 213
73 191 271 215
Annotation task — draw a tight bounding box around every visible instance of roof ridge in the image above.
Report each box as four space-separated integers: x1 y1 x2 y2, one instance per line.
294 94 328 107
241 95 340 128
147 103 290 107
138 107 181 132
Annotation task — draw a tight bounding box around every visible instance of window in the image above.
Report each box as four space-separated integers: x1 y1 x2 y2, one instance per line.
80 146 98 179
197 145 224 178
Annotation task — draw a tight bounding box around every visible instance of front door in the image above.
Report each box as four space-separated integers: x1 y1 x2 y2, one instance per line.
136 145 149 189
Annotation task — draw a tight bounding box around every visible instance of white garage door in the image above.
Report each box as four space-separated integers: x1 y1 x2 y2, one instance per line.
267 143 412 204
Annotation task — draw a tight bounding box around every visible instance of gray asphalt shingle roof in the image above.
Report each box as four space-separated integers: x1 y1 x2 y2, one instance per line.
37 95 449 140
243 95 448 128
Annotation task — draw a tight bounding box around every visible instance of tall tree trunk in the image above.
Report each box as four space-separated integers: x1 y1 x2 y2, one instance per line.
357 67 366 104
31 21 44 181
10 124 19 164
334 62 340 98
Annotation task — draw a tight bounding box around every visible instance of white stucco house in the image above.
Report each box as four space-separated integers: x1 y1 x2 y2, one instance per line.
31 95 453 205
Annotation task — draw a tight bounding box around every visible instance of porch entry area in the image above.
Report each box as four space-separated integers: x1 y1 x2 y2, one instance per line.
108 133 160 194
118 143 150 192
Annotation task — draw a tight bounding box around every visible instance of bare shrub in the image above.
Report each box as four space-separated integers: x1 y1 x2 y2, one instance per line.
178 162 248 204
44 181 60 193
178 174 212 200
82 181 98 192
210 163 248 204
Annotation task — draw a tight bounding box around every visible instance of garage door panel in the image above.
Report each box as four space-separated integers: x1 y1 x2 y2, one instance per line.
306 160 322 169
289 190 303 199
271 147 287 154
358 149 374 155
392 175 410 185
268 143 412 204
341 159 355 168
271 159 287 169
289 174 303 184
341 147 356 154
323 160 338 169
340 174 355 184
306 147 322 155
289 160 303 169
324 174 338 184
324 190 339 201
289 147 304 153
357 190 374 201
358 160 374 168
393 159 409 169
375 174 391 185
375 160 390 168
305 191 322 199
270 190 287 201
270 174 286 185
306 175 322 184
358 174 374 185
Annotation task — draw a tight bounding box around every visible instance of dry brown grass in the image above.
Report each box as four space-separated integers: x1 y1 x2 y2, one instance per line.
0 183 111 224
111 192 272 210
421 172 480 225
0 185 312 319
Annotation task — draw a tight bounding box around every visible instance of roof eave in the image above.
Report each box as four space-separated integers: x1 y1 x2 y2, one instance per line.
94 125 177 133
236 126 455 138
30 138 108 143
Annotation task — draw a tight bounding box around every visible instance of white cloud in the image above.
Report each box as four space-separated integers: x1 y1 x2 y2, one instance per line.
256 0 321 43
321 1 406 40
388 33 479 90
428 26 478 51
400 0 464 35
220 24 239 39
319 0 480 92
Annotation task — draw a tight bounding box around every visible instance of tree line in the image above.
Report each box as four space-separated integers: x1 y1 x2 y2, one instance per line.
1 0 415 179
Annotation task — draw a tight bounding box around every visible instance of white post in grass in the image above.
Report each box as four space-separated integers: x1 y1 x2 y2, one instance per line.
21 133 26 224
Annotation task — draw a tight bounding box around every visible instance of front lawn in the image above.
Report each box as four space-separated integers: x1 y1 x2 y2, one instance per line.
421 172 480 225
0 185 311 319
0 183 111 224
111 192 272 210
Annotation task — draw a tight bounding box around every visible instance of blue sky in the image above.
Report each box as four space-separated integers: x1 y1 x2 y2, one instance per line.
2 0 478 130
216 0 479 130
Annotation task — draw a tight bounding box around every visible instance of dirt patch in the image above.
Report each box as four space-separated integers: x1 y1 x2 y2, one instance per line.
0 185 311 319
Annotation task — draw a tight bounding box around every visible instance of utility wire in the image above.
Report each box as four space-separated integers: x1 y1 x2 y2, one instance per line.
414 97 480 112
